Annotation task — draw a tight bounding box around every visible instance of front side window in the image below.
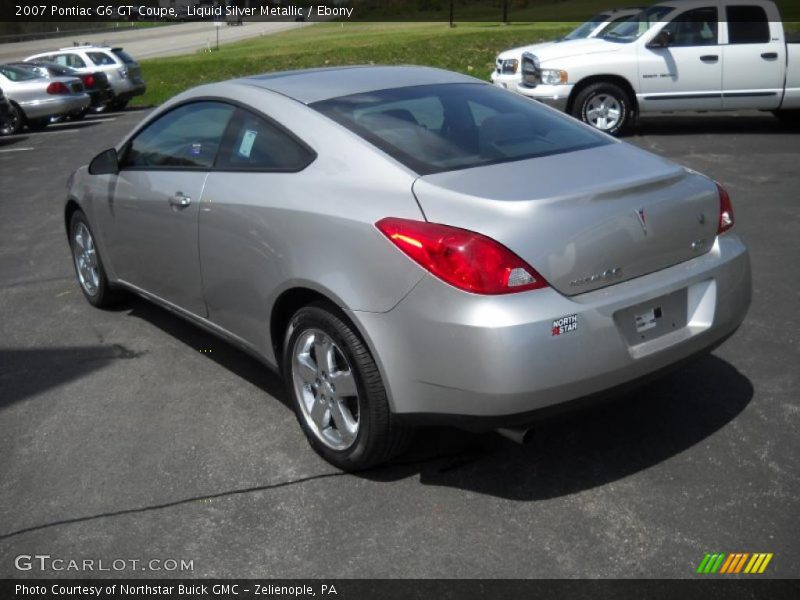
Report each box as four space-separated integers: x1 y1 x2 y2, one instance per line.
87 52 117 66
217 109 315 171
312 83 611 175
660 7 719 47
120 102 235 169
726 6 770 44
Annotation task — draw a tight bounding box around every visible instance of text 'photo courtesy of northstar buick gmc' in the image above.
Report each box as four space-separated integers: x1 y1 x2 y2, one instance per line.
65 65 751 469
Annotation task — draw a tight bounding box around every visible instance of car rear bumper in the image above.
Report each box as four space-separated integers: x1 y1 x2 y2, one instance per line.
513 83 574 112
353 233 751 423
111 80 146 100
20 94 91 119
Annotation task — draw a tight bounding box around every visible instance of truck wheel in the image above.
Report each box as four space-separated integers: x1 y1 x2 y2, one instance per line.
283 303 412 470
572 82 633 136
0 103 23 136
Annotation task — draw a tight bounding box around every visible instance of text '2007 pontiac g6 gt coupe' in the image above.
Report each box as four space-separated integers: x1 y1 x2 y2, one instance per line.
66 66 751 469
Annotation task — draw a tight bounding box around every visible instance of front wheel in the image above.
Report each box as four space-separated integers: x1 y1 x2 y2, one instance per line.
69 210 119 308
283 303 411 470
572 82 633 136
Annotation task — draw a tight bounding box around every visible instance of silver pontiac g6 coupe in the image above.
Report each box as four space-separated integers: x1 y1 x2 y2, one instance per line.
66 66 751 469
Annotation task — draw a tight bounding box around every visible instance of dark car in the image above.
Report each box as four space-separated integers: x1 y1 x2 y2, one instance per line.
8 61 113 117
0 86 13 135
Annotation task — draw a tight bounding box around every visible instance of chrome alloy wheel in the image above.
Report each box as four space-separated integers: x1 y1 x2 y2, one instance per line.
292 329 360 450
72 222 100 296
585 94 622 131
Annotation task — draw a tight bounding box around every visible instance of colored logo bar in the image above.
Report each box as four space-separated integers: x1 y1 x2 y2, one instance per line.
696 553 773 574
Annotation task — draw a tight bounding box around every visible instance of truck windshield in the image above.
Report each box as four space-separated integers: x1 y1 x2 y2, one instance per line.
600 5 674 43
563 15 609 41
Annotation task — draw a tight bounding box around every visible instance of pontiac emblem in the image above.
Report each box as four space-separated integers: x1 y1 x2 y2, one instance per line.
635 208 647 235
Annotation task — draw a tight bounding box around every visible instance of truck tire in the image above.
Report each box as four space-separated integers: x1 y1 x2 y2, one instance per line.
572 82 633 136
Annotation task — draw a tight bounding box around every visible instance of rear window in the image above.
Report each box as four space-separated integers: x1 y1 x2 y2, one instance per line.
0 65 39 81
726 6 770 44
111 49 137 65
312 83 610 175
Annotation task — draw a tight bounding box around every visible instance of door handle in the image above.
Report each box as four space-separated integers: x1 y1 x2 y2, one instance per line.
168 192 191 208
700 55 719 63
761 52 778 60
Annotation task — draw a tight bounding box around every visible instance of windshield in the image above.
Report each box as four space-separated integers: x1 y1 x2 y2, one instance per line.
312 83 611 175
563 15 609 41
0 65 40 81
600 5 674 43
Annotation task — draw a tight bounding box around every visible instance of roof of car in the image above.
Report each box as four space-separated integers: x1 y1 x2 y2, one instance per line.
236 65 482 105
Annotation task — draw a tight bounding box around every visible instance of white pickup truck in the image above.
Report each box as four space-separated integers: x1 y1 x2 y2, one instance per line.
502 0 800 135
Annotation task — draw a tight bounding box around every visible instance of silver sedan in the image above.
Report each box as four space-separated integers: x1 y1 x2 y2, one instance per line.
0 65 90 135
65 66 751 469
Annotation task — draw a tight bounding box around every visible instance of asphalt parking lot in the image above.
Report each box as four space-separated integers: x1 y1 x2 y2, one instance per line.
0 109 798 578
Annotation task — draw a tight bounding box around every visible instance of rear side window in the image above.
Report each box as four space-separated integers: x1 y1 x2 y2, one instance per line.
121 102 235 169
87 52 117 66
312 83 610 175
217 109 315 171
0 66 39 81
726 6 771 44
112 49 137 65
53 53 86 69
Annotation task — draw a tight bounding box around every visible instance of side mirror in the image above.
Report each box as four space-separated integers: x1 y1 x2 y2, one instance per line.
648 29 673 49
88 148 119 175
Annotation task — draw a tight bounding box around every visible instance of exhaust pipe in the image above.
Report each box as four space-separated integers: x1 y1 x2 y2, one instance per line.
495 426 534 445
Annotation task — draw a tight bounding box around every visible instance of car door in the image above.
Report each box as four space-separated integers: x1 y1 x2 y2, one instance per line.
721 3 784 110
198 107 316 353
98 101 236 316
638 5 724 111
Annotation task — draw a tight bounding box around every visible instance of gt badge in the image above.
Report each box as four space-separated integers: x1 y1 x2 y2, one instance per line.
552 314 578 336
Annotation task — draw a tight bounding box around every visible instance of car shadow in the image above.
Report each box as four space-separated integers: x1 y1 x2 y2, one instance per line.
634 114 799 136
123 295 753 501
365 354 753 500
0 135 29 147
125 295 288 408
0 345 145 411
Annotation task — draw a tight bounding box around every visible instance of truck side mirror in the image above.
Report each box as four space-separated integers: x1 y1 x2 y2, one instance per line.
648 29 673 49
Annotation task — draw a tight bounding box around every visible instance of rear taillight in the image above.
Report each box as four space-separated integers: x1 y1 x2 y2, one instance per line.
81 74 95 88
376 217 548 295
46 82 69 95
716 182 735 234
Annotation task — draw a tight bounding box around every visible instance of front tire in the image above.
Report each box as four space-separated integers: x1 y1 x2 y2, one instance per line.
572 82 633 136
283 303 411 470
69 210 118 308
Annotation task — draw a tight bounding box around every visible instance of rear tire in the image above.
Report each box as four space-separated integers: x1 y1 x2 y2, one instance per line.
572 81 633 136
69 210 119 308
0 103 23 136
283 303 412 470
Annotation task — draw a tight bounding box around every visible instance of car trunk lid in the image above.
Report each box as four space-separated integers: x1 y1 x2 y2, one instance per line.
411 142 720 296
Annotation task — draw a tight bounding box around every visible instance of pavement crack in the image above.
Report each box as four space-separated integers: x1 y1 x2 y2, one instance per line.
0 450 475 542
